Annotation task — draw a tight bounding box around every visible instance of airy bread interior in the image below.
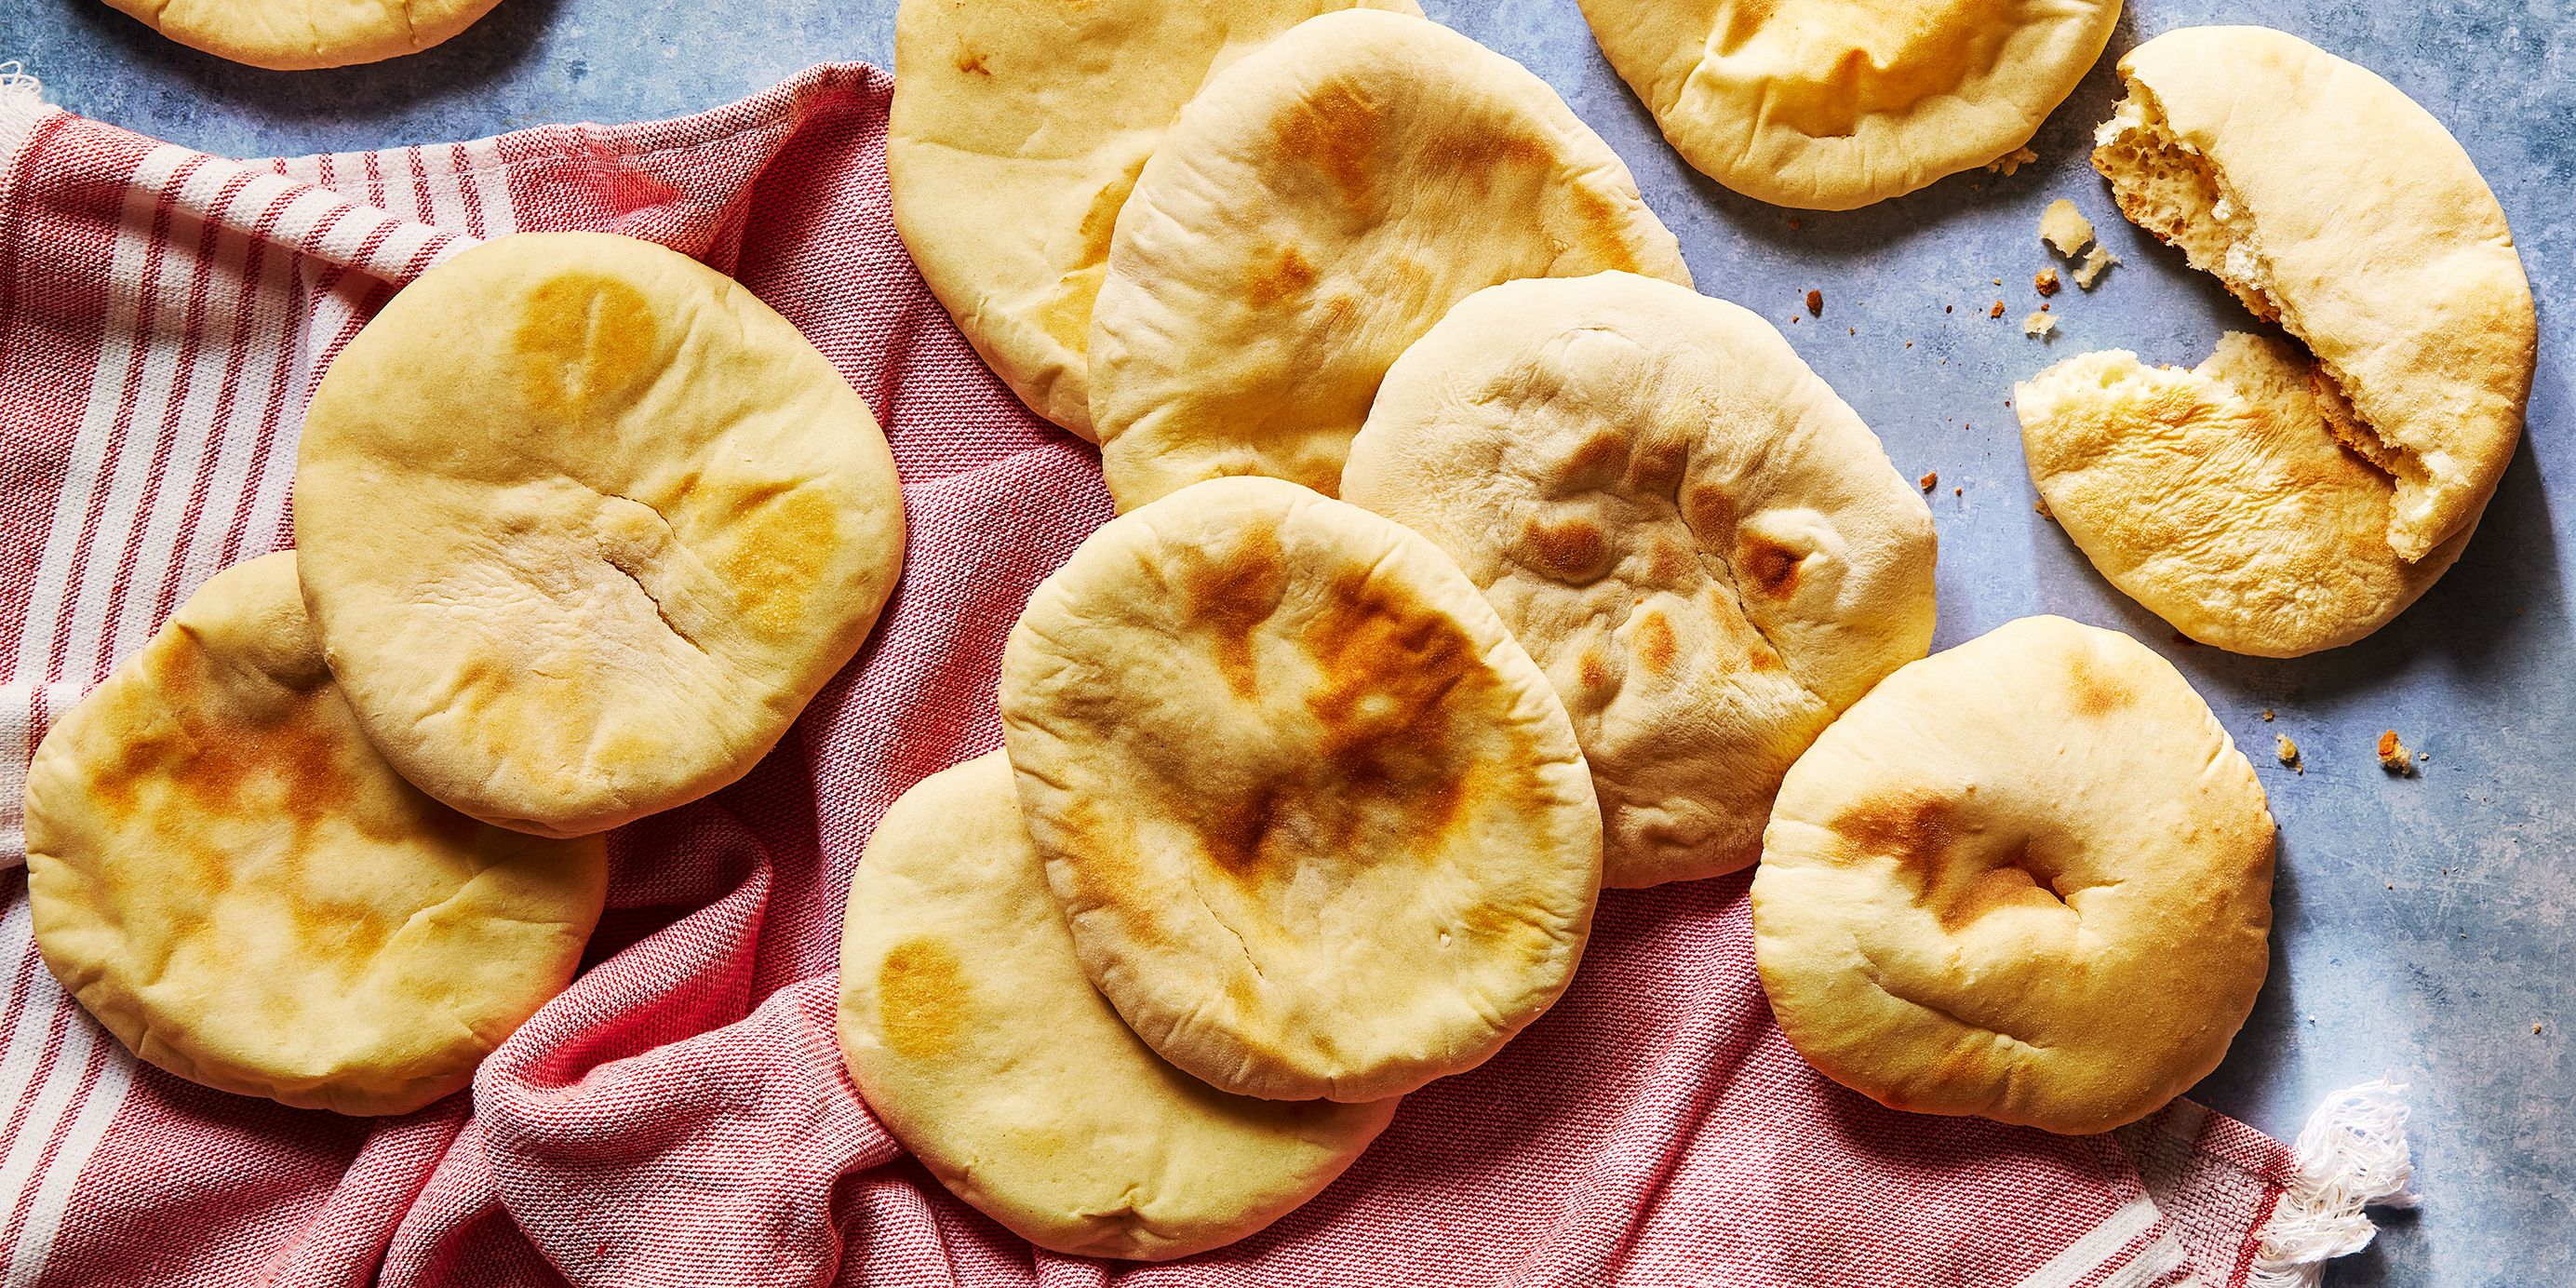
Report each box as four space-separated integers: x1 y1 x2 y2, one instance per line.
2091 93 2415 489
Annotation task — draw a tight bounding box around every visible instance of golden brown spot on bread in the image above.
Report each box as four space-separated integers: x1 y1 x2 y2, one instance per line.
2066 649 2136 718
718 485 842 639
1245 245 1318 311
1569 184 1642 275
1577 649 1611 691
515 273 659 419
1738 535 1804 598
1633 610 1677 676
1560 433 1629 490
877 937 969 1060
1180 517 1286 700
1685 482 1738 539
1646 541 1695 585
1077 159 1147 266
954 48 991 75
1520 517 1608 583
1832 793 1960 881
1626 436 1688 497
1277 78 1381 204
101 638 358 839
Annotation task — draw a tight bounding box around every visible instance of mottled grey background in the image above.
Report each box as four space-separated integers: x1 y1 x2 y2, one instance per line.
4 0 2569 1282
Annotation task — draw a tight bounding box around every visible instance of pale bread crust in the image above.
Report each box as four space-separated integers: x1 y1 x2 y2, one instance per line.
1753 615 2274 1135
1088 9 1690 512
888 0 1422 438
2096 26 2535 562
23 553 607 1117
839 752 1396 1261
1576 0 2121 210
101 0 504 70
1342 274 1934 888
295 232 905 838
2019 335 2474 657
999 476 1603 1102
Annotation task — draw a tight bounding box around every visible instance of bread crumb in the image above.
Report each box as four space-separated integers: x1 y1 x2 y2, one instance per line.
2261 709 2274 721
2274 734 2302 773
2033 268 2060 298
1986 146 2039 176
1805 288 1823 315
2022 311 2057 339
2378 730 2417 776
1788 218 1802 230
2040 198 2095 256
2033 497 2052 518
1952 486 1962 497
1919 471 1938 491
1945 304 1953 314
1989 300 2006 318
2075 245 2120 289
1992 277 2004 286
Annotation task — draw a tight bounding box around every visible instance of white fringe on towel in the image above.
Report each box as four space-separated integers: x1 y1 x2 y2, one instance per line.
0 61 47 162
2247 1080 2417 1287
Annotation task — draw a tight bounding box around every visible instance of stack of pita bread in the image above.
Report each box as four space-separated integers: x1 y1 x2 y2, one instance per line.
27 232 909 1115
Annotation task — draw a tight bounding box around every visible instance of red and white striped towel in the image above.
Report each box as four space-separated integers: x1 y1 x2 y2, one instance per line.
0 61 2375 1288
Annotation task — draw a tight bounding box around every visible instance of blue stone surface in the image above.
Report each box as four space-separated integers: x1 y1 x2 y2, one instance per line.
3 0 2568 1281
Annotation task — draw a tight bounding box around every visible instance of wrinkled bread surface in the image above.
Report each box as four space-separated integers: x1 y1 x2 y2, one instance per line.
1343 274 1934 888
1000 476 1603 1102
24 553 608 1116
888 0 1421 437
2019 335 2473 656
839 752 1395 1261
1576 0 2121 209
1089 8 1689 511
295 232 905 838
1753 615 2274 1135
2093 26 2534 561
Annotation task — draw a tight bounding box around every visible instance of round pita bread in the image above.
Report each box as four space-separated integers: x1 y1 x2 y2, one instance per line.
1088 8 1692 512
1343 273 1935 889
100 0 503 70
2094 26 2535 562
888 0 1421 438
999 476 1602 1102
295 232 906 839
1752 615 2274 1135
1575 0 2121 210
2019 334 2474 657
23 553 608 1117
839 751 1396 1260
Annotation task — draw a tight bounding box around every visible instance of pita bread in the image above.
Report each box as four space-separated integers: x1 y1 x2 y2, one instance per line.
999 476 1602 1102
23 553 608 1117
295 232 905 838
888 0 1421 438
2019 334 2474 657
1343 273 1935 889
1575 0 2121 209
2094 26 2535 561
839 751 1396 1260
100 0 503 70
1088 8 1691 512
1753 615 2274 1135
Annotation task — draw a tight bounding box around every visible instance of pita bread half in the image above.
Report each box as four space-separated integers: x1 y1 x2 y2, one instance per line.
888 0 1422 438
2019 334 2475 657
2095 26 2536 562
97 0 503 70
1343 273 1936 889
839 751 1396 1261
23 553 608 1117
999 476 1603 1102
1088 8 1691 512
295 232 905 838
1575 0 2122 210
1753 615 2274 1135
